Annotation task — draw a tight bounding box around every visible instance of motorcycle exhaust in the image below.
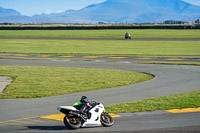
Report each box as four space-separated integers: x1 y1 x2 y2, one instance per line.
69 111 87 122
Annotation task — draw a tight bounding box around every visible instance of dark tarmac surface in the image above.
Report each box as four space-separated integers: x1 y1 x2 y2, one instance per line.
0 111 200 133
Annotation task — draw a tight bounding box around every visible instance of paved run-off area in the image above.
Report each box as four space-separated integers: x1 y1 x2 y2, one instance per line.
0 76 13 94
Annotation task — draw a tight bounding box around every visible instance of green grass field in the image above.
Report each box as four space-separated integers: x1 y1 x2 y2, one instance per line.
0 39 200 56
105 90 200 113
0 66 152 99
0 29 200 38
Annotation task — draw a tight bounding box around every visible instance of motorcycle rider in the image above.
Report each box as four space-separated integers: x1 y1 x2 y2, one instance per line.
72 96 92 121
125 32 131 39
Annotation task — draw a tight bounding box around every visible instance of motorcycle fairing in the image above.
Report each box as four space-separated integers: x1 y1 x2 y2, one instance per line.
81 103 105 127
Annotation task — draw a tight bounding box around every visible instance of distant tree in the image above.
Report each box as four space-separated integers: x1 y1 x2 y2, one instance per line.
164 20 188 24
0 23 14 25
195 19 200 24
98 22 107 24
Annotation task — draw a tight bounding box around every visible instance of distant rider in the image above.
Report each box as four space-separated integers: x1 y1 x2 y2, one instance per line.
125 33 131 39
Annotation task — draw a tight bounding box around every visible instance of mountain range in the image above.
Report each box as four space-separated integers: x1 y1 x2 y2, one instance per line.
0 0 200 24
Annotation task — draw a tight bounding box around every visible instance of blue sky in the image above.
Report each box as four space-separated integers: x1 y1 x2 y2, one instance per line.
0 0 107 16
0 0 199 16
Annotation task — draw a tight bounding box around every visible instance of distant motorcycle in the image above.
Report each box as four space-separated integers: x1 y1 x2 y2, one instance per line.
125 33 131 39
57 101 114 129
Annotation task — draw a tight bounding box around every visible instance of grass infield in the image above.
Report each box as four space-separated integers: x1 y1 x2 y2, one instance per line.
0 39 200 56
0 65 153 99
0 29 200 38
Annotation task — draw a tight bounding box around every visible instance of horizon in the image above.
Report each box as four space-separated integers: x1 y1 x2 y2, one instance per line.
0 0 200 16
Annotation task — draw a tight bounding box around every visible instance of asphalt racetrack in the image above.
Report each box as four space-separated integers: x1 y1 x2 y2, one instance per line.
0 59 200 133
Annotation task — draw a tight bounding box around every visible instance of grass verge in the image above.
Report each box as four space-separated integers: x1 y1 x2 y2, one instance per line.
1 39 200 56
105 90 200 113
133 61 200 66
0 65 153 99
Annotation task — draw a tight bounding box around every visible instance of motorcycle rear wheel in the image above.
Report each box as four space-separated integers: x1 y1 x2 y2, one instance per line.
64 115 81 129
100 112 114 127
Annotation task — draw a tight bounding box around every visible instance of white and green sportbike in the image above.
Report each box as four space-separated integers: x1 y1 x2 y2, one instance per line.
57 101 114 129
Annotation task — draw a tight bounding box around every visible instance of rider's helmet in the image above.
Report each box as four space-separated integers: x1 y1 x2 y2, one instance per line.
81 96 88 102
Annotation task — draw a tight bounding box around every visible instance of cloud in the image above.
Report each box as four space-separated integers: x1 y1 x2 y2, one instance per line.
55 10 63 13
44 9 63 14
182 0 200 6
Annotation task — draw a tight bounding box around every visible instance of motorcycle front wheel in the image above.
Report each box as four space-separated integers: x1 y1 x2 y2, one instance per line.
100 112 114 127
63 115 81 129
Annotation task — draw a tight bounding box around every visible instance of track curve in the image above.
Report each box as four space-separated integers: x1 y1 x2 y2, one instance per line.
0 59 200 132
0 59 200 119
